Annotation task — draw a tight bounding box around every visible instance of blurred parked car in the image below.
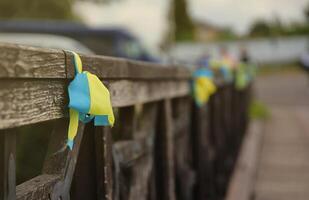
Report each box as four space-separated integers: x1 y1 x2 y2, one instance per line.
0 33 94 54
0 20 159 62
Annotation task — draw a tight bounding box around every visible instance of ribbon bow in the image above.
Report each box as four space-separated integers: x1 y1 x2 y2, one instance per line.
67 52 115 150
192 68 217 107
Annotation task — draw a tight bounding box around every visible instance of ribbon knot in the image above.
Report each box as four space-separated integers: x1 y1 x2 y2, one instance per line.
67 52 115 150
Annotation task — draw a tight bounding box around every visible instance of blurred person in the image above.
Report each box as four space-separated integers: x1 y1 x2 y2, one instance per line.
300 45 309 73
239 46 251 64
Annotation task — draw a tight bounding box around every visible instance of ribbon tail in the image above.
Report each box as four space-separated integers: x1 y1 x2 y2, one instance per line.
67 108 79 150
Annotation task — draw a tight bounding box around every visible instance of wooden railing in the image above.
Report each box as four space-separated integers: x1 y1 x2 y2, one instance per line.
0 43 251 200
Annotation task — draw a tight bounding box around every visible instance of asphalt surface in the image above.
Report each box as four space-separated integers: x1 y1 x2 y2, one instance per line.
253 72 309 200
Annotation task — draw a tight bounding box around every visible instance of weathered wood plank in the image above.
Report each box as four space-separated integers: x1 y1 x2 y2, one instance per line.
94 127 113 200
113 104 157 200
51 123 85 200
66 51 190 80
70 123 97 200
225 121 264 200
172 98 195 200
131 103 155 200
0 79 68 130
102 128 113 200
154 99 176 200
109 80 189 107
0 43 65 78
0 131 16 200
0 41 254 200
43 120 71 175
113 106 135 141
0 43 190 79
16 175 60 200
113 139 150 168
0 79 189 130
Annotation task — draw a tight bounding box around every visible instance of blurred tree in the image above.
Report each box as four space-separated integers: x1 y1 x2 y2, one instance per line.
173 0 195 41
0 0 76 20
248 20 272 37
217 27 238 41
77 0 121 2
248 15 309 38
305 2 309 22
160 0 175 51
268 15 285 36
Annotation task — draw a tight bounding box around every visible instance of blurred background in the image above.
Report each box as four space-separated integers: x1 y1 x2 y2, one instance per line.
1 0 309 192
0 0 308 65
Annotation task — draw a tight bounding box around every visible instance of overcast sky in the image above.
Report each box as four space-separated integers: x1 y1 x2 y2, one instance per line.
74 0 308 49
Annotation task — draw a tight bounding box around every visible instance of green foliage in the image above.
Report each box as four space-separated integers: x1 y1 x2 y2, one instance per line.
248 19 272 37
217 28 238 41
0 0 76 20
173 0 195 41
249 100 270 120
248 19 309 38
248 5 309 38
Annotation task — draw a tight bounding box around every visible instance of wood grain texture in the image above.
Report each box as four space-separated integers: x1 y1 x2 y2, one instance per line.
0 79 189 129
0 131 16 200
96 127 113 200
43 120 71 176
67 52 191 80
0 43 65 78
0 43 190 80
49 123 86 200
108 80 189 108
94 127 109 200
127 105 156 200
0 79 68 130
16 175 61 200
154 99 176 200
113 104 157 200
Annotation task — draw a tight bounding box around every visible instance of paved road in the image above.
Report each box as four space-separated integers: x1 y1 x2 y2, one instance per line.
253 72 309 200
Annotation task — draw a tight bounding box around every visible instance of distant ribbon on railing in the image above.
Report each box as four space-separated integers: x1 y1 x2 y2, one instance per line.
198 55 256 92
192 68 217 107
235 63 256 90
67 52 115 150
210 60 234 83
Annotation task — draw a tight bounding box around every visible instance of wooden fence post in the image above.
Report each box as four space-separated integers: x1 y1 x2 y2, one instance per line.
43 120 85 200
191 101 216 200
172 98 195 200
95 127 113 200
0 131 16 200
154 99 176 200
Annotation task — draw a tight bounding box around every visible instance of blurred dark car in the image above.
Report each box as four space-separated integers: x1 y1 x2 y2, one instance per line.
0 20 159 62
0 33 95 54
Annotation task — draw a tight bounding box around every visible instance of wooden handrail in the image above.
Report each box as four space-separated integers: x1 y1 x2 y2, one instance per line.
0 43 191 129
0 43 252 200
0 43 190 79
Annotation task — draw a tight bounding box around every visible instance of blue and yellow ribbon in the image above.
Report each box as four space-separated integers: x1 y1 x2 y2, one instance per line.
67 52 115 150
235 63 256 90
192 68 217 107
209 60 234 83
